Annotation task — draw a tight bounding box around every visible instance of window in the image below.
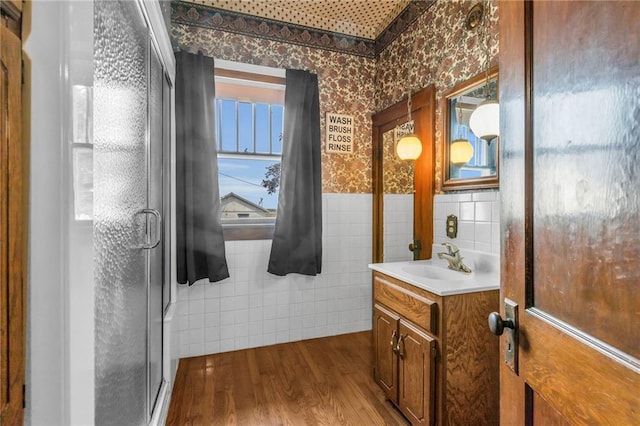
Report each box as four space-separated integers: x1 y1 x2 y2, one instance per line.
214 65 286 240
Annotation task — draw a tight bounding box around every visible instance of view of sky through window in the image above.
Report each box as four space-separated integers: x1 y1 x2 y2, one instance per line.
216 99 284 211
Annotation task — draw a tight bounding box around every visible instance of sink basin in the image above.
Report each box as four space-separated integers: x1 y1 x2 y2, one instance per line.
402 264 472 281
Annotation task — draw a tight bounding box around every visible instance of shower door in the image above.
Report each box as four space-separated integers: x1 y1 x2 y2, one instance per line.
147 40 166 419
94 1 167 424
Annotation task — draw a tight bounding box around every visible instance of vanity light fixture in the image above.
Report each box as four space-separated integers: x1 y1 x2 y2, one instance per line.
450 103 474 165
396 31 422 161
468 1 499 142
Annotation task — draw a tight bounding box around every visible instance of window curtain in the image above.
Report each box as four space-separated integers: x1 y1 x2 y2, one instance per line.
175 51 229 284
268 69 322 276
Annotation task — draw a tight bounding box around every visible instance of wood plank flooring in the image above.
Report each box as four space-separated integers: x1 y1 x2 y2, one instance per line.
166 331 409 425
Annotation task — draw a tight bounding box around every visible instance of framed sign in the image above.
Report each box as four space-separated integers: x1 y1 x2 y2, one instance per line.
326 113 353 154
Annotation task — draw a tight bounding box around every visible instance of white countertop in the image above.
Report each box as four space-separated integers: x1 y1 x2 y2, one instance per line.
369 246 500 296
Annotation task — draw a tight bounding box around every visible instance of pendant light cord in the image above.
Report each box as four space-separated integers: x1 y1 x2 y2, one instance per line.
406 29 419 123
482 0 492 100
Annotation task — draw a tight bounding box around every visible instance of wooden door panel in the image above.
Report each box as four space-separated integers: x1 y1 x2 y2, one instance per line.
500 1 640 424
531 392 571 426
1 21 25 425
531 0 640 359
523 313 639 424
497 1 527 424
373 304 399 403
398 320 435 426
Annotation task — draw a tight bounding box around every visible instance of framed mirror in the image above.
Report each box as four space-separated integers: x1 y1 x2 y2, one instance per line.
441 66 499 191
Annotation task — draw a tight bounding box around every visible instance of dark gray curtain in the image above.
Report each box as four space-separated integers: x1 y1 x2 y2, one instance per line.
175 51 229 284
268 69 322 276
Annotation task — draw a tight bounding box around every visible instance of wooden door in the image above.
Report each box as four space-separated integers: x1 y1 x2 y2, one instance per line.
373 304 399 404
499 1 640 424
398 320 435 426
372 86 435 263
1 11 25 425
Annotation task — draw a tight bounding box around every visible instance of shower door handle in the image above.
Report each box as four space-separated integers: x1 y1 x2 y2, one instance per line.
136 208 162 249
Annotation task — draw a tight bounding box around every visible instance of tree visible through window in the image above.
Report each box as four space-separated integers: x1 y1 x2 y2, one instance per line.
214 83 284 224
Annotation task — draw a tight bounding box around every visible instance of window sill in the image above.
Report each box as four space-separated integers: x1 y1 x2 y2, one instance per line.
222 219 275 241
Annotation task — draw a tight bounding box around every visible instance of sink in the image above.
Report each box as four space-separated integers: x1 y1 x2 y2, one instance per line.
402 264 472 281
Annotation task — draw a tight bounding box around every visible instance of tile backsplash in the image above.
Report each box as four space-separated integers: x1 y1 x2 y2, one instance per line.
177 193 373 358
434 191 500 254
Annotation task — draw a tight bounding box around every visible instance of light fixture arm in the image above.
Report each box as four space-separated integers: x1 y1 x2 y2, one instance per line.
456 103 464 138
481 0 492 101
395 30 422 161
405 33 418 123
468 0 500 143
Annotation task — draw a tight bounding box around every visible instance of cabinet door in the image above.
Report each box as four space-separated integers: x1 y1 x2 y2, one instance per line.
373 304 399 404
398 320 436 425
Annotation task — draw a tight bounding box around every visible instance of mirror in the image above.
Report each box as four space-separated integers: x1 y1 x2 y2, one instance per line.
372 86 435 263
382 127 414 262
442 66 499 191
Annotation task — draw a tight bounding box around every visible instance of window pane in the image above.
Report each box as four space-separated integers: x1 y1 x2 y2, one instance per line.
238 102 254 153
271 105 283 154
255 103 270 154
220 99 237 152
215 99 221 151
218 157 280 219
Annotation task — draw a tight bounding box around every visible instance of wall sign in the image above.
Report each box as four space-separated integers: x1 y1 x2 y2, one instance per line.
326 113 354 154
394 120 414 142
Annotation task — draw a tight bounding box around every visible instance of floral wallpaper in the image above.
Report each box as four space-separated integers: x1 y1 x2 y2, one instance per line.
376 0 499 192
171 0 498 194
172 23 376 193
383 129 414 194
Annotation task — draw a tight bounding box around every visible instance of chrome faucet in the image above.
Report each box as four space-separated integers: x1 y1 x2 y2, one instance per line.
437 243 472 274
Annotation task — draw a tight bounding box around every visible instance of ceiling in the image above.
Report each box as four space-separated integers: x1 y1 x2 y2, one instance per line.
183 0 412 39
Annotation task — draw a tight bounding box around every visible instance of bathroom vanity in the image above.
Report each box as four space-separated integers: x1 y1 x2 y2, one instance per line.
369 247 500 425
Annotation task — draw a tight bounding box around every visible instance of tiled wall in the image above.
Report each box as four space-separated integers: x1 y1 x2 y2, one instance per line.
383 194 413 262
177 193 373 358
434 191 500 254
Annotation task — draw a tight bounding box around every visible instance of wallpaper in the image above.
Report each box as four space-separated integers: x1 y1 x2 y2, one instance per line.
171 0 498 194
171 1 433 58
174 0 409 40
172 23 376 193
376 0 499 192
383 129 414 194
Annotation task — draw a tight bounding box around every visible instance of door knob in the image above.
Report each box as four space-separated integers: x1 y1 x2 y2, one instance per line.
489 300 519 375
408 239 421 260
488 312 515 336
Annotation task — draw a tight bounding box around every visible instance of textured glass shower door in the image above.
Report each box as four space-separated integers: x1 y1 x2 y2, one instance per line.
147 41 165 418
94 1 160 424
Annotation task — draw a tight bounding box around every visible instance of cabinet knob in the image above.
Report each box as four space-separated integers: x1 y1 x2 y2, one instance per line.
488 312 515 336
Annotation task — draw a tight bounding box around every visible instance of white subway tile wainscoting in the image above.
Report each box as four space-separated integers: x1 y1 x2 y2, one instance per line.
383 194 413 262
434 191 500 254
177 193 373 358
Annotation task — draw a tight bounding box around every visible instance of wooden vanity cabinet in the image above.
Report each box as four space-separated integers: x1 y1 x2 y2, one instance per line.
372 271 499 426
373 304 400 403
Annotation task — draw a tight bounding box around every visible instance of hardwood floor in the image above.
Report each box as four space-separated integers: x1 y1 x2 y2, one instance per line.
166 331 410 425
